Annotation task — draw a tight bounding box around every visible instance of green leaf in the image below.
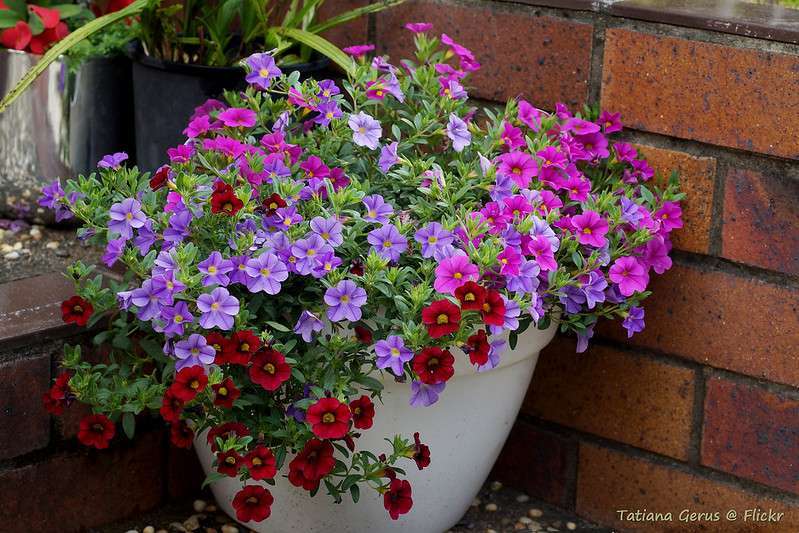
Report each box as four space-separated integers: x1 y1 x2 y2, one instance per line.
350 483 360 503
309 0 405 35
4 0 26 17
0 0 146 114
52 4 87 19
122 412 136 439
277 27 355 76
27 12 44 36
265 320 291 332
0 10 21 28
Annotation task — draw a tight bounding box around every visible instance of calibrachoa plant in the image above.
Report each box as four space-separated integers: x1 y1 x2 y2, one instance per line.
40 22 682 524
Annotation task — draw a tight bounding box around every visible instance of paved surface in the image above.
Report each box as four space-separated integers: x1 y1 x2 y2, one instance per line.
94 481 608 533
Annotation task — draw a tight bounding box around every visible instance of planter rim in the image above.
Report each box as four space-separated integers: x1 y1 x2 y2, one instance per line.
131 47 330 76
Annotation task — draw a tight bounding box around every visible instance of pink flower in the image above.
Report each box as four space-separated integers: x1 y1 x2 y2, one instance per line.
655 201 683 233
497 152 537 187
609 257 649 296
434 254 479 294
571 210 609 248
564 175 590 202
518 100 542 131
526 235 557 271
598 110 623 133
642 235 672 274
218 108 257 128
404 22 433 33
499 122 525 151
497 247 522 276
343 44 375 59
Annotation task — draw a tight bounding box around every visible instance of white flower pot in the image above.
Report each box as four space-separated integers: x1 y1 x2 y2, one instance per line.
195 322 557 533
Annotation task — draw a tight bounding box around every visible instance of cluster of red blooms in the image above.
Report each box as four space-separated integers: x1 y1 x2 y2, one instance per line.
417 281 504 378
0 2 67 54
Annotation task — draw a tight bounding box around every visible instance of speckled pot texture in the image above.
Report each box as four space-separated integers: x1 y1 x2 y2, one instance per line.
195 322 557 533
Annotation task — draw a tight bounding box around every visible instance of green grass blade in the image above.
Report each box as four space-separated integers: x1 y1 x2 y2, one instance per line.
309 0 404 35
0 0 147 114
278 26 354 75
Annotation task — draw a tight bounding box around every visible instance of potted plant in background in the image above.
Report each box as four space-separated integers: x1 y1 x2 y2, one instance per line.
39 24 683 533
0 0 136 222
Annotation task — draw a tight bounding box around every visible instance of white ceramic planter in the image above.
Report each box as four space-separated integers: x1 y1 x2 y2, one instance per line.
195 322 557 533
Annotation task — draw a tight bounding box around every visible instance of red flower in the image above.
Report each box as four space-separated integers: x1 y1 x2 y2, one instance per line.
412 432 430 470
354 324 373 344
206 332 233 364
249 348 291 392
29 5 60 28
170 420 194 448
0 21 32 51
384 478 413 520
212 377 240 409
306 397 351 439
159 388 184 423
412 347 455 384
170 366 208 402
466 329 490 366
245 446 277 480
481 290 506 326
349 395 375 430
229 330 260 365
216 449 243 477
349 260 364 276
210 183 243 216
207 422 250 452
455 281 487 311
28 21 68 54
150 164 171 190
232 485 273 523
288 438 335 491
262 193 287 215
42 373 72 415
421 299 461 338
61 295 93 327
77 414 115 449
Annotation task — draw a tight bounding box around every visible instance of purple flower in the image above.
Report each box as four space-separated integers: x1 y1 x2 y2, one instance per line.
163 209 193 245
152 272 185 302
446 114 471 152
108 198 146 240
97 152 128 169
620 197 643 226
367 224 407 262
39 180 64 209
228 255 250 285
244 253 288 294
476 339 506 373
174 333 215 370
575 324 595 353
245 52 281 90
409 380 445 407
196 287 240 330
414 222 454 259
362 194 393 224
292 235 332 276
506 259 540 295
559 285 586 314
317 79 340 99
293 310 324 342
153 250 179 277
324 280 367 322
310 216 344 247
134 220 157 256
379 142 399 173
312 251 342 278
314 100 342 127
160 301 194 337
490 296 521 334
198 251 234 287
375 335 414 376
623 306 645 338
102 237 126 267
131 279 168 321
581 270 608 309
348 112 382 149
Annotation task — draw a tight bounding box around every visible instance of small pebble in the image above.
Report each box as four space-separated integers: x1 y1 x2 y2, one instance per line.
125 530 139 533
194 499 207 512
13 241 21 250
566 523 576 531
486 529 498 533
514 523 527 531
4 251 20 260
221 525 239 533
184 514 201 531
485 503 498 512
528 508 543 518
0 244 12 253
471 497 481 507
516 494 530 503
528 522 542 532
54 248 70 257
547 528 559 532
501 517 512 526
169 522 188 533
490 480 503 491
519 516 533 525
29 227 41 240
46 240 59 249
143 527 155 533
205 505 217 512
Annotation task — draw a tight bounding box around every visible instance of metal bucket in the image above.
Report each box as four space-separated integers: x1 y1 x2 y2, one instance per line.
0 49 134 223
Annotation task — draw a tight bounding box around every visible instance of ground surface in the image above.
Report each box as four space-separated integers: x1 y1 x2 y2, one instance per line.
94 481 607 533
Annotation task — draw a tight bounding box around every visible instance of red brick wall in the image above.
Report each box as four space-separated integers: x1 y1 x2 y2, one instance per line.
367 1 799 531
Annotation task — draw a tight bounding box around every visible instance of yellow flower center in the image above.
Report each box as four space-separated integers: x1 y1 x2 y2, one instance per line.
260 268 271 277
174 314 183 323
436 314 449 324
264 363 276 374
259 68 270 77
453 272 463 279
211 302 220 310
322 413 335 424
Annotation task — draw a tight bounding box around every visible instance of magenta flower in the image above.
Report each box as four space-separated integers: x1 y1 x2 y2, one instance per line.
108 198 147 240
167 144 194 163
245 253 288 294
499 122 525 151
349 112 382 149
218 107 257 128
613 142 637 163
324 280 367 322
598 110 623 133
497 151 537 187
518 100 542 131
414 222 454 258
174 333 215 370
526 235 558 271
404 22 432 33
643 235 672 274
655 201 683 233
447 114 471 152
434 253 479 294
245 52 281 90
367 224 408 263
196 287 240 330
343 44 375 59
571 211 609 248
564 175 591 202
497 246 522 276
608 257 649 296
375 335 414 376
563 117 601 136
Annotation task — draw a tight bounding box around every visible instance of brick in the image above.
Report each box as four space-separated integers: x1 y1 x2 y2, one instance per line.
577 443 799 532
375 0 593 108
702 376 799 495
599 263 799 387
491 421 577 508
0 352 50 460
633 144 716 254
317 0 369 49
722 168 799 275
0 273 77 348
602 29 799 159
0 430 165 531
525 337 695 460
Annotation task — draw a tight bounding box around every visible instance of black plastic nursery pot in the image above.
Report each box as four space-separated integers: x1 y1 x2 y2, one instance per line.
131 51 331 172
